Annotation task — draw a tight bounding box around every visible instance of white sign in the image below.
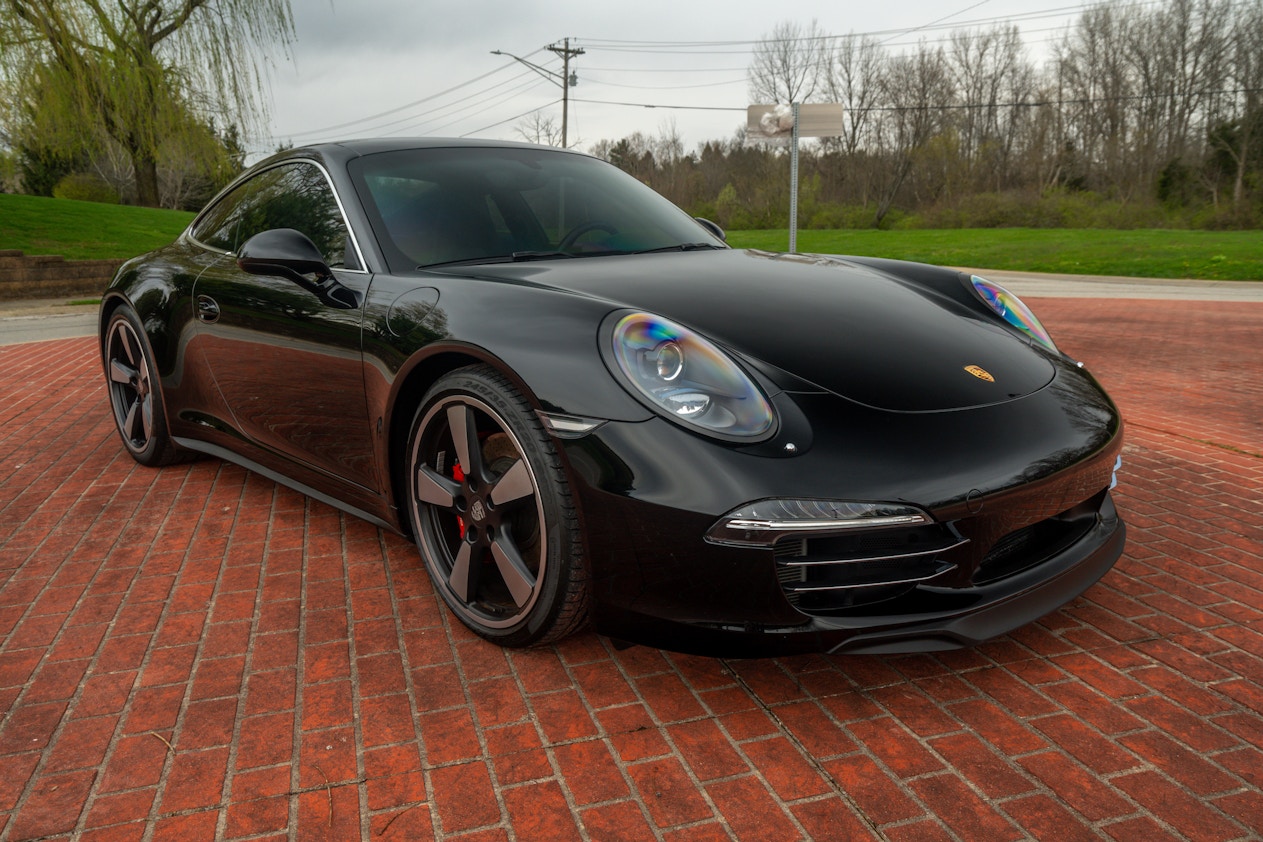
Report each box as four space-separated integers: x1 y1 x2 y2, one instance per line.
747 103 845 139
745 103 845 255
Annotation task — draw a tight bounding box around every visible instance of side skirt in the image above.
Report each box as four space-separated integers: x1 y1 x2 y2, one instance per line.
173 436 405 536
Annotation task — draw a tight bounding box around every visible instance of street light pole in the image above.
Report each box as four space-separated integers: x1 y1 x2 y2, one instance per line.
491 39 584 147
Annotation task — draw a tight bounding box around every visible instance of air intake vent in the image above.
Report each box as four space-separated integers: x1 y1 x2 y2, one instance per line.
776 524 966 613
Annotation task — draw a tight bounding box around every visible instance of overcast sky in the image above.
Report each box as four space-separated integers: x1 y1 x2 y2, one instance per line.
258 0 1081 160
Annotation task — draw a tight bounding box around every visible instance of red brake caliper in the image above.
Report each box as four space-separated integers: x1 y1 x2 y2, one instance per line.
453 463 467 537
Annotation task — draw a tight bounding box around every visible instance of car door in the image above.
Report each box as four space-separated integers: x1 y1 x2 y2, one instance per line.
190 160 381 492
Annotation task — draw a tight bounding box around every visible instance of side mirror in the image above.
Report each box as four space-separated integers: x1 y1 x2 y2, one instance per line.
238 228 358 309
694 217 726 243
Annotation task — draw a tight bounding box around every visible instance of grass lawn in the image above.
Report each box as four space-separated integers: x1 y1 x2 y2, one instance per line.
0 192 194 261
2 192 1259 280
727 228 1263 281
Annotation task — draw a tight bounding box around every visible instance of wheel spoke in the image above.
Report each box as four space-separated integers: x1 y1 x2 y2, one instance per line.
489 458 533 507
415 465 459 508
109 358 137 385
140 394 154 441
490 535 537 608
448 541 476 602
123 397 143 443
447 404 482 479
119 326 139 368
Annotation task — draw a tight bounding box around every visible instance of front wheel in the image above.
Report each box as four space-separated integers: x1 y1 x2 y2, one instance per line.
406 366 588 647
103 306 186 467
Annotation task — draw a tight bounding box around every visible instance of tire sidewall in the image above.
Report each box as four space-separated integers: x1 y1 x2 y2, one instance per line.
406 366 575 647
104 306 172 467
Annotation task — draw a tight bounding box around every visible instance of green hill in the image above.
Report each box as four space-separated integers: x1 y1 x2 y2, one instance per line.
0 192 194 261
2 191 1259 280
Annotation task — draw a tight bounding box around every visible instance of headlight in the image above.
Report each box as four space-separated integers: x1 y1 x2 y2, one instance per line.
605 311 776 440
969 275 1057 353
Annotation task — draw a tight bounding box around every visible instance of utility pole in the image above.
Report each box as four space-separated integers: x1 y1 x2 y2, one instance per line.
491 39 584 148
547 38 584 148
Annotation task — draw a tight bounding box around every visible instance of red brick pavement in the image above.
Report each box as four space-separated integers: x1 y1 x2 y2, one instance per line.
0 298 1260 841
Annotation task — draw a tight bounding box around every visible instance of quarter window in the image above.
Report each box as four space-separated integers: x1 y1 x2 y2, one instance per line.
191 161 353 268
190 180 250 252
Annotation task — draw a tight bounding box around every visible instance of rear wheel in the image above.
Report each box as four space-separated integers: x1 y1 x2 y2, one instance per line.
406 366 588 646
103 307 185 466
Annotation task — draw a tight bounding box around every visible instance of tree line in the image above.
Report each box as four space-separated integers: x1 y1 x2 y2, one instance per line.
2 0 1259 228
591 0 1263 229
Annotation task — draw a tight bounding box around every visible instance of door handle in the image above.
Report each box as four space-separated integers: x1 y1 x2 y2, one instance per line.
196 295 220 323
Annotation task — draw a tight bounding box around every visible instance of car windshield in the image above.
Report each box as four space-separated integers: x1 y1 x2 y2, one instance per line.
348 146 724 272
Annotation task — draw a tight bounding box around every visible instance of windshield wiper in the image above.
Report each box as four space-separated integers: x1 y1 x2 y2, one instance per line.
510 250 575 262
417 251 573 269
633 242 726 255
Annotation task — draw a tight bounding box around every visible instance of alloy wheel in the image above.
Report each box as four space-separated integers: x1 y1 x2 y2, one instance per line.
106 317 155 453
411 395 547 629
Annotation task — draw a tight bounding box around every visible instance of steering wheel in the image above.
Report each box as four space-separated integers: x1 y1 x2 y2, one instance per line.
558 221 618 251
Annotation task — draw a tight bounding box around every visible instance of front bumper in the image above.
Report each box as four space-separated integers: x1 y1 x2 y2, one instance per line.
588 492 1123 658
559 362 1126 658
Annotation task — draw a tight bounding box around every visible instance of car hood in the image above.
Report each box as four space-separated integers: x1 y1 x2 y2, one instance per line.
444 249 1056 412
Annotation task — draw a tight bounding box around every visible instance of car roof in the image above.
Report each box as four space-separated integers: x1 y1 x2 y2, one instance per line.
281 137 589 167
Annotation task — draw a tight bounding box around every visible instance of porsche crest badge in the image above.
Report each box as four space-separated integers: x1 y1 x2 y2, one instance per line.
964 365 995 382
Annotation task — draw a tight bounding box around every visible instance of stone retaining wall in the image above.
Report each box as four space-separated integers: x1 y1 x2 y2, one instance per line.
0 250 122 300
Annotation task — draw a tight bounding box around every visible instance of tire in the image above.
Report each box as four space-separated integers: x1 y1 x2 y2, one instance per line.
406 365 588 647
103 306 186 467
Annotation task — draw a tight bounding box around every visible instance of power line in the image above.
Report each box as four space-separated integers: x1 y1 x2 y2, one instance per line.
462 99 564 138
582 75 748 91
266 0 1256 150
420 79 553 136
269 59 561 143
572 97 746 112
573 86 1262 117
335 66 548 139
577 0 1167 50
581 64 753 73
281 55 537 139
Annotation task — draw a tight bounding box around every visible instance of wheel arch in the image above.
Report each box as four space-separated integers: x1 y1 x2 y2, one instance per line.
385 347 543 539
97 291 130 356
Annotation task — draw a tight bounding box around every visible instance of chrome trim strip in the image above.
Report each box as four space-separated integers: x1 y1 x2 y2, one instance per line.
725 513 931 533
783 565 955 592
707 507 934 548
779 538 971 568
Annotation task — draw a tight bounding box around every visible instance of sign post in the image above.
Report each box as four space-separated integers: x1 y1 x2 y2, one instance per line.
747 103 844 254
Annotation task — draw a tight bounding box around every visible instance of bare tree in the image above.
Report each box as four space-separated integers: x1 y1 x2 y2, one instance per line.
946 25 1033 192
516 112 563 147
829 34 886 157
1055 2 1138 197
749 19 832 104
872 44 954 223
1208 0 1263 210
1124 0 1229 191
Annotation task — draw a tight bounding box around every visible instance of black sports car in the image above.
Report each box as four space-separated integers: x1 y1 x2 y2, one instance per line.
100 139 1125 657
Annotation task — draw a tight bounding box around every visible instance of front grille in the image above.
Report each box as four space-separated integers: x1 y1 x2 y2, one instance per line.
774 488 1109 616
775 524 966 613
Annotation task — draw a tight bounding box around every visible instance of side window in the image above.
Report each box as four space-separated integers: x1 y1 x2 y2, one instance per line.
190 180 253 252
236 162 350 267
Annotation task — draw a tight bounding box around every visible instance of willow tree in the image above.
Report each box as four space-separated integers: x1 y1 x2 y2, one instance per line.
0 0 294 206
